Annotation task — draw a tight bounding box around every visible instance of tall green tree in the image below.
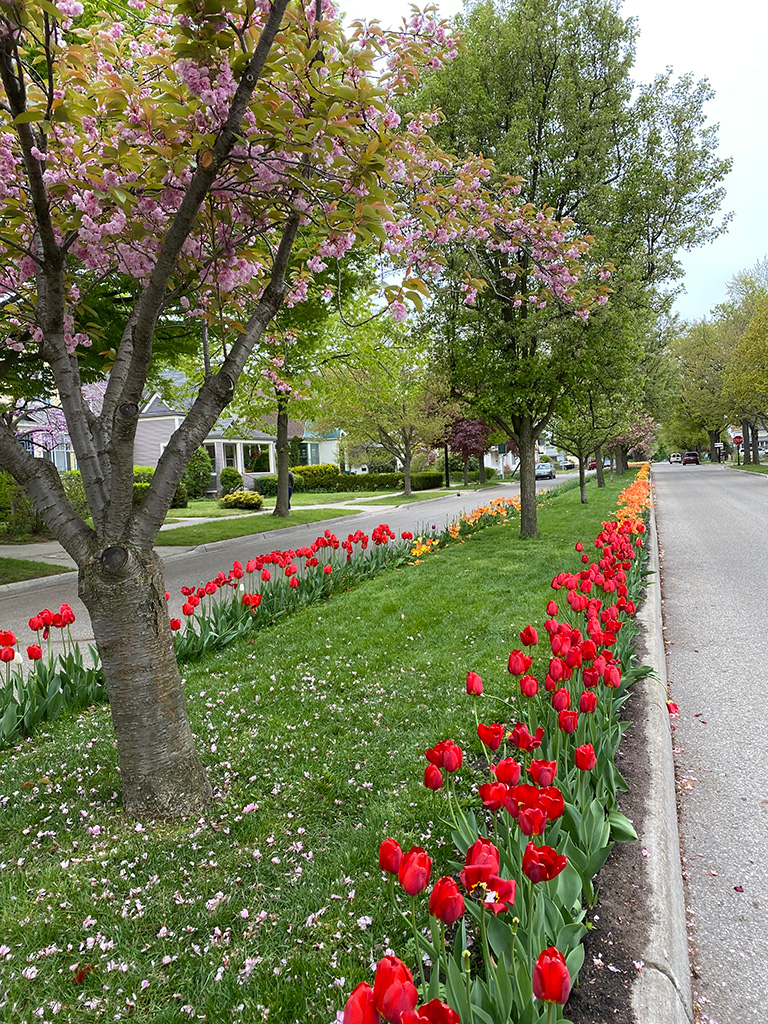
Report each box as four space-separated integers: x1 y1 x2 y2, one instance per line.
414 0 730 536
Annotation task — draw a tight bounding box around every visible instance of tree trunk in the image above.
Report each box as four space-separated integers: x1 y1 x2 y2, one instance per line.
595 445 605 488
741 420 751 465
79 547 212 819
478 457 486 485
578 447 588 504
615 446 629 476
444 443 450 488
517 416 538 539
707 429 720 463
750 421 760 464
403 436 412 496
463 458 469 487
273 395 290 517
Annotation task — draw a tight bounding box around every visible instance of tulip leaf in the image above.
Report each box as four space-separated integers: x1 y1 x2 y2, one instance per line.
584 842 614 880
556 921 587 953
565 941 586 983
554 861 583 914
491 952 515 1021
607 808 638 841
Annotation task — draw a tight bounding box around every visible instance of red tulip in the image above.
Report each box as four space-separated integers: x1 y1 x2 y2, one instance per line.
558 710 579 734
28 616 43 632
261 569 271 582
537 786 565 820
509 722 545 752
582 667 600 688
522 842 568 883
519 674 539 698
425 740 463 773
459 838 500 892
424 764 443 791
580 639 597 662
402 999 460 1024
528 759 557 786
324 564 333 575
289 577 300 589
59 603 75 626
575 743 597 771
520 625 538 647
481 874 517 915
466 671 483 695
548 658 566 682
546 600 559 616
477 722 505 751
579 690 597 714
398 846 432 895
378 839 402 875
518 806 548 836
491 757 521 785
428 877 465 926
575 542 583 552
344 983 381 1024
26 644 43 660
552 688 570 712
182 602 195 616
565 646 582 669
505 783 540 818
507 649 532 676
604 664 622 688
169 619 182 631
478 781 508 811
0 648 15 663
532 947 571 1004
0 630 16 646
373 956 418 1024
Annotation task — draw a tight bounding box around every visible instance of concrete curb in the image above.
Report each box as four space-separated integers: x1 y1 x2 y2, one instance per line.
632 494 693 1024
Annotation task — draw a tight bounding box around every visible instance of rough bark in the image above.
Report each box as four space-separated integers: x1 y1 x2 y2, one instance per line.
79 547 212 819
741 420 751 464
615 445 629 476
595 445 605 488
578 453 588 504
750 420 760 464
707 429 720 463
463 458 469 487
273 395 290 517
402 434 412 496
517 416 538 539
478 457 486 485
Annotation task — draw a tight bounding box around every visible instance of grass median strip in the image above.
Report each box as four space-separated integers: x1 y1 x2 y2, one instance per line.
0 556 69 585
0 478 626 1024
155 507 363 545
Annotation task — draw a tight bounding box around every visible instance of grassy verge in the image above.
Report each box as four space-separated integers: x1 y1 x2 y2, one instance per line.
0 478 627 1024
732 462 768 473
155 507 362 546
0 556 69 585
349 489 459 505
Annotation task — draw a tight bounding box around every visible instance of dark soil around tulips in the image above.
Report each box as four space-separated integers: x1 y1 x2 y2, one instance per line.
566 645 653 1022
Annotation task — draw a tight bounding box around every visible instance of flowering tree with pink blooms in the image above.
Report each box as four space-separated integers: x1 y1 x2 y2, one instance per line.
0 0 609 818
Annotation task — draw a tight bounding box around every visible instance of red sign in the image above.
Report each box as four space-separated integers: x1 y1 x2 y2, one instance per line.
733 435 743 445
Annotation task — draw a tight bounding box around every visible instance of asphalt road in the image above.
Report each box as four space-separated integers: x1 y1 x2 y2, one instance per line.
0 476 568 653
653 462 768 1024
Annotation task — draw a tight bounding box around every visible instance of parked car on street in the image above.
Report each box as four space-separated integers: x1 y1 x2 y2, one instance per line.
558 459 575 470
669 452 682 464
535 462 557 480
683 451 700 465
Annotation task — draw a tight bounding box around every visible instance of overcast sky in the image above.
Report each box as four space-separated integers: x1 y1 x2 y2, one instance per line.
339 0 767 324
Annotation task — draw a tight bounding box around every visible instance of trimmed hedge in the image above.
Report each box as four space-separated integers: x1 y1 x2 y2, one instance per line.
132 478 188 508
219 490 264 510
219 466 244 496
288 462 341 490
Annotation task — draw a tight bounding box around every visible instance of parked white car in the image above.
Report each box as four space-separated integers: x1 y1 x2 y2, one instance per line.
535 462 557 480
669 452 682 464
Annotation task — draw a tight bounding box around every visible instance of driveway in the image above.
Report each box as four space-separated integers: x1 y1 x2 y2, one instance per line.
653 462 768 1024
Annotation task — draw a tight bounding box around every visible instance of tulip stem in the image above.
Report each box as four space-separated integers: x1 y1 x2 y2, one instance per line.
546 1002 556 1024
410 895 427 997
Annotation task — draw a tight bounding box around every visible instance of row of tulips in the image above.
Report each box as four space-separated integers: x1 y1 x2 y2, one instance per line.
341 467 651 1024
0 499 525 749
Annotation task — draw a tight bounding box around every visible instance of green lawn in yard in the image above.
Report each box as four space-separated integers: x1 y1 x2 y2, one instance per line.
0 555 69 585
155 506 362 545
350 489 460 505
732 462 768 473
0 476 631 1024
164 500 256 518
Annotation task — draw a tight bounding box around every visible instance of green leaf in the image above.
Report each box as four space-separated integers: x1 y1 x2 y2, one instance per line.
607 808 638 841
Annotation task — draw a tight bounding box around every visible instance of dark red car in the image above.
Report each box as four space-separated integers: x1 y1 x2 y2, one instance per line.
683 451 700 465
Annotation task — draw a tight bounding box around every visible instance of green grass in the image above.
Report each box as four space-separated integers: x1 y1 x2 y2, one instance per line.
0 477 629 1024
350 489 460 505
155 507 362 545
732 462 768 473
165 500 256 519
0 556 69 584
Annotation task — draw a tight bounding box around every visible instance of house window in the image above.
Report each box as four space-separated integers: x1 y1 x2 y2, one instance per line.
204 444 216 471
51 444 74 473
297 442 320 466
223 443 238 469
244 444 269 472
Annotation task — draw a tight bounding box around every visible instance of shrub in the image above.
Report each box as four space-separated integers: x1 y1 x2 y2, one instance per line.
133 465 155 483
60 470 90 517
410 471 444 490
0 470 49 536
132 481 150 508
218 490 264 510
219 466 243 495
170 480 188 508
183 447 213 498
253 475 277 496
288 462 341 491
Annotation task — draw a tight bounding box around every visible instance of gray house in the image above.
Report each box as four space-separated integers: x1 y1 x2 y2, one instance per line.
136 375 304 493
